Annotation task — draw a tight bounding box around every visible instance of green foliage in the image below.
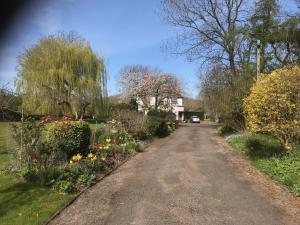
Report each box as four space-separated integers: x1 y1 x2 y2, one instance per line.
229 133 300 196
156 121 170 138
78 174 97 187
243 134 283 158
16 32 107 118
146 115 169 138
53 180 74 193
10 119 50 169
217 125 237 136
0 153 72 225
146 110 177 138
134 130 149 141
91 124 110 144
112 100 138 111
21 165 62 186
45 120 91 158
112 109 146 134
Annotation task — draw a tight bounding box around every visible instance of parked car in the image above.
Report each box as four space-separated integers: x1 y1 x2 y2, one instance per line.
190 115 200 123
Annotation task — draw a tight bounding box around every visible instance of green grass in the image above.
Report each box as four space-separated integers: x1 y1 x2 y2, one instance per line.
0 122 18 154
229 133 300 196
0 122 75 225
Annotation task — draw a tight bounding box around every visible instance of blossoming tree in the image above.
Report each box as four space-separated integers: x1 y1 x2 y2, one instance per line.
119 65 181 110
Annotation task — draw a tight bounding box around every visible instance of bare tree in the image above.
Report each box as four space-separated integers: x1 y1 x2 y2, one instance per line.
162 0 248 77
0 84 22 120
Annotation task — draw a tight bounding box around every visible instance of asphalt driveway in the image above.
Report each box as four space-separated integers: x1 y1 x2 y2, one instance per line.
49 122 299 225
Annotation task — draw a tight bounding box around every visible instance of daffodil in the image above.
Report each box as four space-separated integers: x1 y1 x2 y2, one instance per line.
90 155 97 161
72 153 82 162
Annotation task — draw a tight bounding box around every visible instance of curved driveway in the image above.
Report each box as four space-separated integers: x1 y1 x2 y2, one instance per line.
50 123 299 225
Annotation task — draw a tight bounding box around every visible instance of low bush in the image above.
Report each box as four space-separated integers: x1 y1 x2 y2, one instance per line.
10 119 50 169
156 120 170 138
229 133 300 196
134 130 150 141
91 124 110 143
112 109 147 134
45 120 91 159
146 110 176 138
217 125 236 136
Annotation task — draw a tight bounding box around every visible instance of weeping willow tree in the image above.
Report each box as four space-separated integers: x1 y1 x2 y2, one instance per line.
16 32 107 119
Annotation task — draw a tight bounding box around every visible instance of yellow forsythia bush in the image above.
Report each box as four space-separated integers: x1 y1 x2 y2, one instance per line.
244 65 300 152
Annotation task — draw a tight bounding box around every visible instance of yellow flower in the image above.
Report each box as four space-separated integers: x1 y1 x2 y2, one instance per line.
72 153 82 162
106 138 111 143
101 156 106 161
91 156 97 161
70 160 73 164
104 145 109 150
88 153 94 158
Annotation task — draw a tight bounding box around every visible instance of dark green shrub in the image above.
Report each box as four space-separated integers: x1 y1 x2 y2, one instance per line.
217 125 236 136
146 116 170 138
78 174 97 187
53 180 74 193
10 119 50 168
156 120 170 137
146 110 175 138
244 135 282 158
21 165 62 186
91 124 110 144
45 120 91 159
147 109 167 118
134 130 149 141
146 115 163 136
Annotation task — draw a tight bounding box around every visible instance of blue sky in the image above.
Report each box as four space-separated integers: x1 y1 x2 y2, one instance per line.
0 0 297 98
0 0 200 98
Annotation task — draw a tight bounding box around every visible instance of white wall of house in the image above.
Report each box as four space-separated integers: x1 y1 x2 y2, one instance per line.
177 98 183 106
137 96 184 121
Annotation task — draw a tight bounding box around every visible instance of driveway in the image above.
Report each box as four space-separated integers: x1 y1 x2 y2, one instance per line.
49 122 300 225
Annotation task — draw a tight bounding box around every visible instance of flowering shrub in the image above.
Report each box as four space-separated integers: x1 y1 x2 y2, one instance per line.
244 66 300 152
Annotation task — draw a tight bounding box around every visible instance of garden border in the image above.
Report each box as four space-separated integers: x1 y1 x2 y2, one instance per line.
43 151 140 225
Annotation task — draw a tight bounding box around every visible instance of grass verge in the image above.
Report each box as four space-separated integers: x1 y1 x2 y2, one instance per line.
229 133 300 196
0 154 73 225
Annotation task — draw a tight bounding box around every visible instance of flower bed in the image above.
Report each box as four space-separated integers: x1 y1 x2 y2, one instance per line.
9 119 140 194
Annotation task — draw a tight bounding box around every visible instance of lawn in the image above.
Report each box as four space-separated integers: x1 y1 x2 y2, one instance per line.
229 133 300 196
0 121 75 225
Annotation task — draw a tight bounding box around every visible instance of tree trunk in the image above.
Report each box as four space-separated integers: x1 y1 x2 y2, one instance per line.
155 89 159 109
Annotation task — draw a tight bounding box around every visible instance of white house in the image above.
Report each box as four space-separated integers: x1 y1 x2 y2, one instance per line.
137 96 184 121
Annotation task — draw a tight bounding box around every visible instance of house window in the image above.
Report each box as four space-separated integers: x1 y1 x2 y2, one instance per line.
171 98 177 104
